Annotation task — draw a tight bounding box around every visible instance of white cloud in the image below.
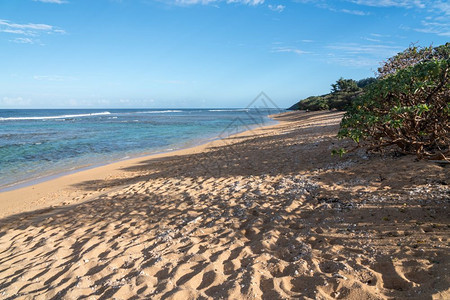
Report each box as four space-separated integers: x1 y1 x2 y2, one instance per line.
161 0 264 6
1 29 29 35
0 19 53 31
433 1 450 15
33 0 67 3
172 0 216 4
294 1 369 15
325 38 403 69
370 33 390 37
64 97 156 108
155 79 187 84
226 0 264 5
1 97 31 107
340 8 368 15
327 55 380 68
268 4 285 12
33 75 76 81
0 19 66 34
323 4 369 15
321 42 406 68
12 37 34 44
296 0 450 16
414 20 450 36
327 43 402 57
362 37 382 42
0 19 65 44
348 0 450 16
272 46 309 55
347 0 425 9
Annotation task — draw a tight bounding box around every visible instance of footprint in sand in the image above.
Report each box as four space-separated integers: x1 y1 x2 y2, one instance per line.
372 259 413 291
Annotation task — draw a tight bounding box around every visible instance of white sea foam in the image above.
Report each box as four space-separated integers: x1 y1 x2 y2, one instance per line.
0 111 111 121
208 109 249 112
136 110 183 114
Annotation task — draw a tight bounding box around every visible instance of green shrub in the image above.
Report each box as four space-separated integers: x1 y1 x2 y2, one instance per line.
338 56 449 160
378 43 450 78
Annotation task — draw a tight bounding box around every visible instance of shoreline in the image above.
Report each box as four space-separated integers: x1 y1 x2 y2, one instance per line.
0 109 279 194
0 114 279 195
0 115 282 219
0 110 448 300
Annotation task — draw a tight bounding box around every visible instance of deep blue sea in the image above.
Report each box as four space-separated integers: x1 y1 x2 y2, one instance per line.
0 108 281 190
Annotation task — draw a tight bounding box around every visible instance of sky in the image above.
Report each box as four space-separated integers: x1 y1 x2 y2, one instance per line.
0 0 448 109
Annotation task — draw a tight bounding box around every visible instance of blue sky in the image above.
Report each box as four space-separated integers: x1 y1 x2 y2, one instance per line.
0 0 448 108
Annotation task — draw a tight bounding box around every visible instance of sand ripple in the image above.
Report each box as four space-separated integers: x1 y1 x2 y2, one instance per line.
0 111 448 299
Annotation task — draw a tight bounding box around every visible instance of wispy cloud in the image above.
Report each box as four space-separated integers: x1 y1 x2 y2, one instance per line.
0 19 65 44
347 0 425 9
0 20 54 31
226 0 264 4
163 0 264 6
433 1 450 15
340 8 368 15
297 0 449 22
326 55 381 68
414 20 450 36
348 0 450 37
327 43 402 57
2 29 31 35
0 19 65 34
320 0 450 37
370 33 390 38
268 4 285 12
348 0 450 16
293 1 369 15
155 79 187 84
169 0 216 4
11 37 35 44
33 0 68 3
33 75 76 81
272 46 309 55
324 5 369 15
321 42 406 68
362 37 382 42
1 97 31 107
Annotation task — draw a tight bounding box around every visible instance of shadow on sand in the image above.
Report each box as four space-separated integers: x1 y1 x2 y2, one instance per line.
0 111 448 299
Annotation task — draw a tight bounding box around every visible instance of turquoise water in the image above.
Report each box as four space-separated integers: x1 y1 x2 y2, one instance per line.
0 108 281 189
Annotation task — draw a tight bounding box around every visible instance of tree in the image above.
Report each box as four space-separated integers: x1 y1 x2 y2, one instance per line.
356 77 377 88
331 77 359 93
289 77 367 111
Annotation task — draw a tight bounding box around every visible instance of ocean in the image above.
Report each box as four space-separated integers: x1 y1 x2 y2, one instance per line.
0 108 281 190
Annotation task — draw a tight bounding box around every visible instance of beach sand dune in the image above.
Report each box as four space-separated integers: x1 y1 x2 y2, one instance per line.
0 111 448 299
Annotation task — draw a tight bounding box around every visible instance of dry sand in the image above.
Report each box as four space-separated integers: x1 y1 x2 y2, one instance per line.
0 111 448 299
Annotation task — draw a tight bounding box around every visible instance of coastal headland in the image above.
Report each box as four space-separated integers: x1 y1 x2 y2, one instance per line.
0 111 448 299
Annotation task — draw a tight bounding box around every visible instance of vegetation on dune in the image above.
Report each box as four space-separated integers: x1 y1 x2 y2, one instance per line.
337 43 450 160
287 77 376 111
289 43 449 160
377 43 450 78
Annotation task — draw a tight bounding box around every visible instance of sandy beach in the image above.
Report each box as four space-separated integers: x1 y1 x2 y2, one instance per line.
0 110 448 299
